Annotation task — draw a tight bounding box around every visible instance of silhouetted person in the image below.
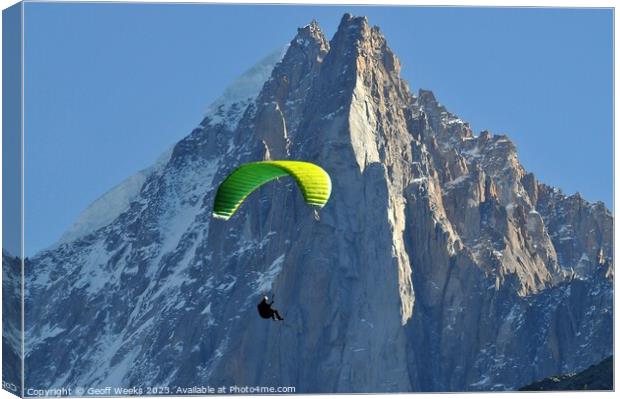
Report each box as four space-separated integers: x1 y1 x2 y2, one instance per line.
257 296 284 321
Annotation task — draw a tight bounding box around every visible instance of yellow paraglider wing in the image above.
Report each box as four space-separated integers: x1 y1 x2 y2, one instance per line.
212 161 332 220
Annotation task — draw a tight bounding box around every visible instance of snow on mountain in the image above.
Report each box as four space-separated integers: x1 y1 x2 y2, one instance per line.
57 148 173 246
55 47 287 248
204 46 288 128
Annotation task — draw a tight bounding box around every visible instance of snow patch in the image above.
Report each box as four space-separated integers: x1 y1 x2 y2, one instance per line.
25 324 65 356
253 254 285 294
204 46 288 129
444 174 470 188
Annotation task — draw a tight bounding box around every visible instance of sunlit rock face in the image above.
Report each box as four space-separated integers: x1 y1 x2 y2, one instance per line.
18 13 611 393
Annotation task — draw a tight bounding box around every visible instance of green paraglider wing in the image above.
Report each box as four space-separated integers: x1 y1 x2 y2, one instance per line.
212 161 332 220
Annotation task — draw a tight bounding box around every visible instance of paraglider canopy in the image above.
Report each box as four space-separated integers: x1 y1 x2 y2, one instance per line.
212 160 332 220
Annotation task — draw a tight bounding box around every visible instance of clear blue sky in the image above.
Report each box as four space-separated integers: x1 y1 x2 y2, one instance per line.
23 3 613 255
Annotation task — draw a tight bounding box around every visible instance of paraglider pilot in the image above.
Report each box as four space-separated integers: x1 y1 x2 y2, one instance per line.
257 295 284 321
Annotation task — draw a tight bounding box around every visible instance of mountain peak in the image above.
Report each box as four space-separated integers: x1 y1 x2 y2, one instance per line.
332 13 371 47
339 12 369 30
256 20 329 109
291 19 329 56
298 19 321 37
329 13 401 78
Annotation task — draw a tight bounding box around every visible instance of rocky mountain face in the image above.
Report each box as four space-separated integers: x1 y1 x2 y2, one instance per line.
13 14 612 393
